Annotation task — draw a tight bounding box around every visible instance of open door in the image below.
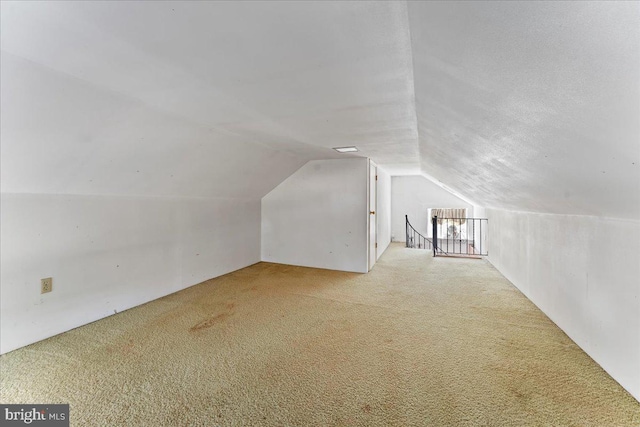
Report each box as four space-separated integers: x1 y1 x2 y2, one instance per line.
368 160 377 271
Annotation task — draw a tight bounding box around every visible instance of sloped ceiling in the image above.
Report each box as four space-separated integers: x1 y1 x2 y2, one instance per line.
1 1 638 218
409 1 640 219
0 1 417 198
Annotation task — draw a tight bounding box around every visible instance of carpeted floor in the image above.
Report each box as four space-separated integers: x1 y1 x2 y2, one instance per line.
1 243 639 426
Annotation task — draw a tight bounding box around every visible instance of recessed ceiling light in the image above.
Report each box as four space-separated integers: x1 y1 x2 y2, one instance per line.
333 146 359 153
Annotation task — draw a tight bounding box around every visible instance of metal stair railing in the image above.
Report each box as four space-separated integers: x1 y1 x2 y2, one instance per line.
405 215 448 255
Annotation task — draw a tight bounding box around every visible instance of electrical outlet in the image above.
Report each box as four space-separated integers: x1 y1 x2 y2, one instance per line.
41 277 53 294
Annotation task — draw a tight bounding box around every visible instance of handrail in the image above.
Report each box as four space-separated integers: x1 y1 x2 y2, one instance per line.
405 215 448 255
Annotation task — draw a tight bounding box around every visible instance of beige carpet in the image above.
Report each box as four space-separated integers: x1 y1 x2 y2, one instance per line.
1 243 639 426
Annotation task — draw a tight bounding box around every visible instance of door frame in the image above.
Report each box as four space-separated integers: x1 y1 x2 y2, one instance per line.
368 159 377 271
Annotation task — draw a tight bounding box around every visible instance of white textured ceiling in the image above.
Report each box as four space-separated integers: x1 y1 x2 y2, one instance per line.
1 1 417 198
1 1 638 218
409 1 639 218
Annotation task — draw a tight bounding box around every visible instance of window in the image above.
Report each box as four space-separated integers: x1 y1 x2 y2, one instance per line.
427 208 468 239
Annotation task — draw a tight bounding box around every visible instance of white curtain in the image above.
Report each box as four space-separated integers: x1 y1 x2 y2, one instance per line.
431 208 467 224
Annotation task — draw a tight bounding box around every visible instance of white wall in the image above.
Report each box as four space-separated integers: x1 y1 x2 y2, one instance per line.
486 208 640 401
376 167 391 259
391 175 473 242
0 193 260 354
262 158 368 273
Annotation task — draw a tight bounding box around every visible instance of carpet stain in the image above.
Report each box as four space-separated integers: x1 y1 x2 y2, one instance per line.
189 312 231 332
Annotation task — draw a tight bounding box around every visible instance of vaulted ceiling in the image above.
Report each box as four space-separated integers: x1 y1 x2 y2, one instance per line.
1 1 638 218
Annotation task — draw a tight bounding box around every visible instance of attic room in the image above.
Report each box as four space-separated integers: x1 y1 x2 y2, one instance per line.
1 1 638 425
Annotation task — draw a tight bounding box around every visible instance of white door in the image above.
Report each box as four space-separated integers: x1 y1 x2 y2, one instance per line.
368 160 377 271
